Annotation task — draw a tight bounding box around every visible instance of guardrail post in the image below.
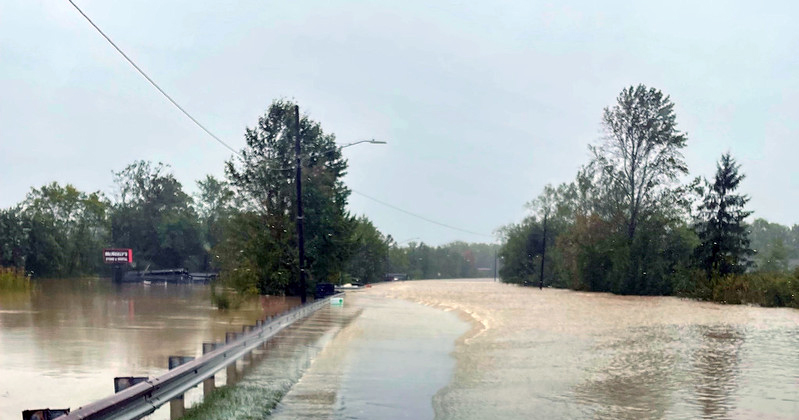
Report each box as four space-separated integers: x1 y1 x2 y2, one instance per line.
22 408 70 420
225 332 239 385
226 362 237 385
201 343 218 397
113 376 147 393
37 296 333 420
241 326 255 367
168 356 195 420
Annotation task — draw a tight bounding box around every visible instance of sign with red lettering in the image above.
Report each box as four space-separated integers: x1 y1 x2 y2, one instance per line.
103 248 132 264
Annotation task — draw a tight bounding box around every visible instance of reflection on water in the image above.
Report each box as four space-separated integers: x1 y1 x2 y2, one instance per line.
0 278 301 419
693 326 743 419
373 279 799 420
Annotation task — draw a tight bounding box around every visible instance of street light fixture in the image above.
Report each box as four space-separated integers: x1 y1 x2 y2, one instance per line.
294 106 385 303
339 139 387 149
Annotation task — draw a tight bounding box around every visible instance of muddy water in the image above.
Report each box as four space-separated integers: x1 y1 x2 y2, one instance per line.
0 278 301 419
370 279 799 420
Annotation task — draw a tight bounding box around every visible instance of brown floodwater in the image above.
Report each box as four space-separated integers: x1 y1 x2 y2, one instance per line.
367 279 799 420
3 278 799 420
0 277 301 419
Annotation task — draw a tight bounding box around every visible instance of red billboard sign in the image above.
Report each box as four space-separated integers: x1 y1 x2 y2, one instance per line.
103 248 132 264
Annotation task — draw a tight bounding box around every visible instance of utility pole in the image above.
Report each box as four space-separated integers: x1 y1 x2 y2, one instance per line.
294 105 307 303
539 212 547 290
494 248 498 282
385 237 391 282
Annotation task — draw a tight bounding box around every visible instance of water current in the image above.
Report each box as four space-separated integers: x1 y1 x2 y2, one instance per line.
371 279 799 420
0 278 301 419
2 278 798 420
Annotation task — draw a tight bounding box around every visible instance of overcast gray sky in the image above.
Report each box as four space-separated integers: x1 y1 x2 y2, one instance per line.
1 0 797 245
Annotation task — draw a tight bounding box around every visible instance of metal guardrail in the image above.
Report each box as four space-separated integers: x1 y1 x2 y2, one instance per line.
53 294 338 420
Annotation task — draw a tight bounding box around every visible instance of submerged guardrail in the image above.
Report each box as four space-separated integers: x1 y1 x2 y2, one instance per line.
25 294 339 420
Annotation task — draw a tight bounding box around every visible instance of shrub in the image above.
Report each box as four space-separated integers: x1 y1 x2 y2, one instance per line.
712 271 799 308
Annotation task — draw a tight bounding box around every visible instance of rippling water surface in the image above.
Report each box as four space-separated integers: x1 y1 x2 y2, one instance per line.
372 279 799 420
3 278 798 420
0 278 301 419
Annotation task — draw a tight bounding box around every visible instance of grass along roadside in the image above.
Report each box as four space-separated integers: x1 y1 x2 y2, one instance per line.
181 384 284 420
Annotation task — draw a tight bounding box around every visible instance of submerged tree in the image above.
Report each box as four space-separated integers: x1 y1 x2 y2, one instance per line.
694 153 753 278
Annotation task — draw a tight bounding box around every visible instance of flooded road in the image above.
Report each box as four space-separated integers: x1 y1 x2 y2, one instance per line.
269 293 468 420
0 278 301 419
370 279 799 420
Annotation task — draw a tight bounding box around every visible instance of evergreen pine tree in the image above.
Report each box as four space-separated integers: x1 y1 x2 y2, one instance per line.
695 153 753 277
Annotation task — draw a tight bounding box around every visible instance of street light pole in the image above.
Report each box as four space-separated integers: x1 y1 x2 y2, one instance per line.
294 105 307 303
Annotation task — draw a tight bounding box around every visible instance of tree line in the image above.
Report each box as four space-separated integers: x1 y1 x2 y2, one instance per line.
388 241 498 280
498 85 799 308
0 99 496 299
0 163 219 278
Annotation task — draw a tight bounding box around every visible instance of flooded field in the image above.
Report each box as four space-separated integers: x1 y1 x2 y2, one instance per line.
370 279 799 420
0 278 302 419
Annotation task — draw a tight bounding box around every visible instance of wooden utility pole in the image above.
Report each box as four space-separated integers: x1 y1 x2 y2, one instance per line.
294 105 307 303
539 212 547 290
494 248 498 282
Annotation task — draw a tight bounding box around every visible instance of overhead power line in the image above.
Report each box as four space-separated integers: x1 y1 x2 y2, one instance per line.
67 0 366 168
68 1 486 240
351 189 492 238
67 0 239 156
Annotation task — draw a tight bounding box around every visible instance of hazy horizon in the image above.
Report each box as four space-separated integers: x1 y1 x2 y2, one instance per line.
2 0 797 245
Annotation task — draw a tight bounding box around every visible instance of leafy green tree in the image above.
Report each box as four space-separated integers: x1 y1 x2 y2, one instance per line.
344 216 388 284
386 240 494 280
213 212 292 295
758 238 789 272
0 207 29 268
572 85 693 294
223 99 354 296
790 225 799 259
111 161 203 270
749 218 796 270
694 153 753 278
589 84 688 242
20 182 109 277
498 217 544 284
195 175 235 271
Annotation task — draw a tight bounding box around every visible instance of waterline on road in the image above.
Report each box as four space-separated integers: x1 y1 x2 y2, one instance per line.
371 279 799 420
268 292 469 420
